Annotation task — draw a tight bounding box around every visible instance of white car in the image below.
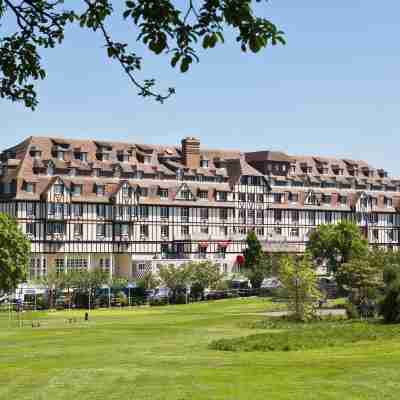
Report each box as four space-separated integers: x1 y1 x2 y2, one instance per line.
261 277 282 289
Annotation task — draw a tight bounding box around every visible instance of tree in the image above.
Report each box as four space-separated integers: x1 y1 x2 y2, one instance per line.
37 269 65 309
0 0 285 110
378 251 400 323
338 249 383 296
307 220 369 276
188 261 224 300
242 231 271 288
157 263 192 303
137 271 160 291
73 268 109 308
278 254 321 322
0 213 31 293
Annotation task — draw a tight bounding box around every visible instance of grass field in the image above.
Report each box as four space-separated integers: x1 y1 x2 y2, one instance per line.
1 298 400 400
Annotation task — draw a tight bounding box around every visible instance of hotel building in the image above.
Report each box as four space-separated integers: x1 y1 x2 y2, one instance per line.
0 136 399 282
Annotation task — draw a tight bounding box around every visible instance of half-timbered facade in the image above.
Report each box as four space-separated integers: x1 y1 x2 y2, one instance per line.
1 136 399 283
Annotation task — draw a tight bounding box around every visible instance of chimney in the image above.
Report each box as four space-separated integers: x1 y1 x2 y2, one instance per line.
181 137 200 169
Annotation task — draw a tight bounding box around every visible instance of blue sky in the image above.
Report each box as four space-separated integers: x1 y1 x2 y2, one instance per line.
2 1 400 174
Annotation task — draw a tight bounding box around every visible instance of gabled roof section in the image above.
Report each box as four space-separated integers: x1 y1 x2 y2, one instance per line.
174 182 196 201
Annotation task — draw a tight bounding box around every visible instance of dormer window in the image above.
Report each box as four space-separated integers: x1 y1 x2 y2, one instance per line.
200 159 209 168
56 151 65 161
117 151 130 163
176 168 183 180
69 168 77 177
122 185 130 198
143 156 151 164
47 162 55 176
29 147 42 159
23 182 35 193
71 184 82 196
74 151 88 162
54 183 64 195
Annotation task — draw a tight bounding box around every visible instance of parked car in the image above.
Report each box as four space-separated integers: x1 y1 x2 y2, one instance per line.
261 277 282 289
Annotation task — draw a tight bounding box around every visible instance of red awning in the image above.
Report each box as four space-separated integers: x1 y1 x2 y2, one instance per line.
199 241 209 248
218 240 230 248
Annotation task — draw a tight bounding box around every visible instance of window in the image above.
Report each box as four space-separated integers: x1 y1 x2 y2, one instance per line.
143 156 151 164
257 194 264 203
216 191 227 201
56 150 65 161
49 203 65 216
161 225 169 237
160 206 169 219
256 227 264 236
373 229 379 241
247 193 255 202
73 223 82 237
55 258 65 274
339 195 347 206
96 185 105 196
139 205 149 218
26 222 36 237
71 184 82 196
369 213 378 224
159 189 169 199
181 207 189 220
200 159 209 168
257 209 264 220
200 226 209 234
100 258 111 273
288 193 299 203
72 204 83 217
140 225 149 237
96 204 106 218
274 227 282 235
200 208 209 220
67 258 88 272
217 246 226 259
273 193 283 203
198 190 208 200
325 212 332 224
24 182 35 193
238 193 246 202
322 194 331 204
47 222 65 235
384 197 393 208
75 152 88 162
290 227 299 237
308 211 316 225
388 214 394 225
26 202 36 217
180 190 192 200
248 209 255 219
274 209 282 223
220 208 228 220
388 229 394 242
54 183 64 194
292 210 299 223
96 224 106 237
140 187 148 197
220 226 228 236
181 225 189 235
115 223 129 237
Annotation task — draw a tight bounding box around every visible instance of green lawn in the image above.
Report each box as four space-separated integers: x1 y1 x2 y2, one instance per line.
1 298 400 400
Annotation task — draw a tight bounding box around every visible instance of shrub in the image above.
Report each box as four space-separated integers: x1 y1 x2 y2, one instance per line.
149 297 168 306
380 280 400 323
345 303 360 319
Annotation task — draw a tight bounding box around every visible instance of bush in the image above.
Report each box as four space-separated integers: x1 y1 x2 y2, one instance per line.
380 280 400 323
149 297 168 306
345 303 360 319
115 291 128 307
